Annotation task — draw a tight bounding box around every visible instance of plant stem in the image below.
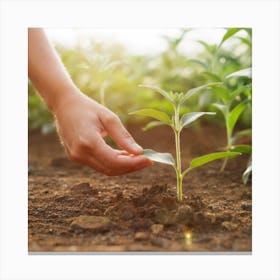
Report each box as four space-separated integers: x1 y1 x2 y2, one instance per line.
177 173 183 202
220 157 228 172
175 130 183 201
174 105 183 201
220 124 231 172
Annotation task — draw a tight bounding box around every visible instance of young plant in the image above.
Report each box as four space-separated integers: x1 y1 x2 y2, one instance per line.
213 68 252 171
189 28 252 172
96 57 122 106
130 83 240 201
80 54 122 106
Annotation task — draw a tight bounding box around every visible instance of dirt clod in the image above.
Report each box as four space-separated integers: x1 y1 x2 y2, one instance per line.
175 205 193 224
134 232 149 241
151 236 170 247
151 224 164 234
222 221 238 231
119 205 135 221
152 208 169 224
70 215 111 231
241 201 252 211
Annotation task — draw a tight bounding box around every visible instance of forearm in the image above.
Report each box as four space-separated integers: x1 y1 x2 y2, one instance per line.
28 28 80 112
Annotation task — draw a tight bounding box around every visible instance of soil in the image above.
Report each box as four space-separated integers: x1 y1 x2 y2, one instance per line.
28 122 252 252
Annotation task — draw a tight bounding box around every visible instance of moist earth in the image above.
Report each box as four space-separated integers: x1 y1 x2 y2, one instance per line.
28 123 252 252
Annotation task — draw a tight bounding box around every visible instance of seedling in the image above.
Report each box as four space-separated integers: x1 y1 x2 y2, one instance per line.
81 55 121 106
130 83 240 201
213 68 252 171
189 28 252 172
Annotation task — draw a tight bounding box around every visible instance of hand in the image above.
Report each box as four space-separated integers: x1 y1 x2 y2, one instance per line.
53 90 152 176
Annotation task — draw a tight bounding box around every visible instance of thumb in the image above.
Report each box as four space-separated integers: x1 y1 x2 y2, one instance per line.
101 112 143 155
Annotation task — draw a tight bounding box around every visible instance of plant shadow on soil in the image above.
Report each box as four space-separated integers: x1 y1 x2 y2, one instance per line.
28 122 252 252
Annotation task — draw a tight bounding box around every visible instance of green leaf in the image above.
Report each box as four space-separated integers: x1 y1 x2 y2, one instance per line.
242 161 252 184
230 145 252 155
228 101 248 135
212 103 228 118
190 152 241 169
142 120 166 131
103 60 122 72
139 84 173 103
188 59 208 69
180 112 215 129
232 129 252 144
226 68 252 79
181 82 222 105
237 36 251 46
142 149 175 166
212 87 230 104
197 40 217 54
219 28 242 47
129 109 171 124
202 71 222 82
229 85 251 100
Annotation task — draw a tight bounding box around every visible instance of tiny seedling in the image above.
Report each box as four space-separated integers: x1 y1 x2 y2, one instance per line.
130 83 240 201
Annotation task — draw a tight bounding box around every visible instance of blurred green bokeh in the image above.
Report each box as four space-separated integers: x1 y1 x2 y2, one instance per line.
28 28 252 133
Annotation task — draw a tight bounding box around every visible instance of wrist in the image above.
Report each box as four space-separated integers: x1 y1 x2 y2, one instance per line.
50 84 83 114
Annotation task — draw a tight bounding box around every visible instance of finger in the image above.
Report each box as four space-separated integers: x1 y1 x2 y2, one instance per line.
100 112 143 155
89 133 152 175
64 144 107 174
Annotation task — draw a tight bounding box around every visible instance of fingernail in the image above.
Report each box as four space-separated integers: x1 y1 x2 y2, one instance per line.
132 143 143 152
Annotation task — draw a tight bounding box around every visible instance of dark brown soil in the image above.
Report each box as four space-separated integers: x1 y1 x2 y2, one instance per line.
28 123 252 252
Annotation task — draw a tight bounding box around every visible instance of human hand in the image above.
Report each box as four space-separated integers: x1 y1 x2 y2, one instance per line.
53 90 152 176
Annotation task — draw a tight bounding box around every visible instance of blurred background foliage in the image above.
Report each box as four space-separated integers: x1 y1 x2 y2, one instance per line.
28 28 252 133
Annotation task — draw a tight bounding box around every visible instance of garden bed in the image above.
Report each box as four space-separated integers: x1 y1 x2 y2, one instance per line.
28 123 251 252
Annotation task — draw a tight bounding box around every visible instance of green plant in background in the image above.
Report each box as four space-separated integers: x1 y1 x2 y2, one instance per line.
213 68 252 172
28 28 252 184
130 83 240 201
28 82 55 133
79 55 122 106
188 28 252 175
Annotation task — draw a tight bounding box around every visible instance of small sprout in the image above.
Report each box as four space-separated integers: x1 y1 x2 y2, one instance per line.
131 83 240 201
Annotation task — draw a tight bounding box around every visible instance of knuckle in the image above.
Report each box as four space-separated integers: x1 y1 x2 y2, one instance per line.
103 112 118 125
120 129 133 140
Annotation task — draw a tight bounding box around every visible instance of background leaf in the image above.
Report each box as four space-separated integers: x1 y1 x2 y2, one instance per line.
212 103 228 118
228 101 248 135
229 85 251 100
188 59 208 69
181 82 222 104
242 161 252 184
219 28 242 47
202 71 222 82
139 84 173 103
190 152 241 168
143 149 175 166
197 40 217 54
142 120 166 131
180 112 215 129
230 145 252 155
232 129 252 144
129 109 171 124
226 68 252 79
